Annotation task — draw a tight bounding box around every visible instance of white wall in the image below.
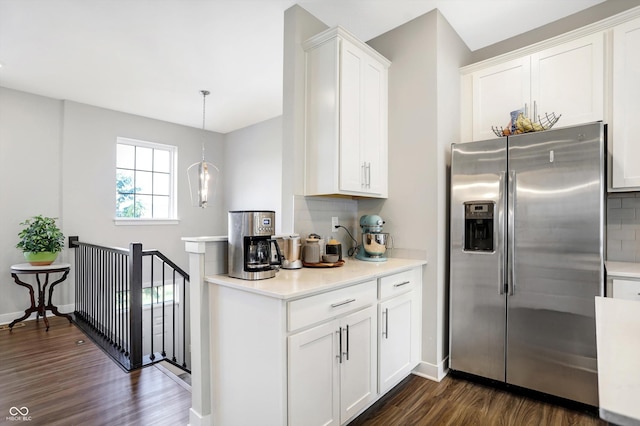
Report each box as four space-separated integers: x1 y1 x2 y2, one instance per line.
223 116 283 232
0 88 226 321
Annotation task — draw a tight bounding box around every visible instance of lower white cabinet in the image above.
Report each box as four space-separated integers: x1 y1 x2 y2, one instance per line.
204 264 423 426
612 278 640 301
378 269 422 393
289 319 340 426
289 306 377 426
378 292 414 393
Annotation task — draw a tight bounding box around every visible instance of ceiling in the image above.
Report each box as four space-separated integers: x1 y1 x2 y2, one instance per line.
0 0 605 134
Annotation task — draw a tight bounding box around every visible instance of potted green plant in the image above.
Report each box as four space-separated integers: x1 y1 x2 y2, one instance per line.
16 215 65 266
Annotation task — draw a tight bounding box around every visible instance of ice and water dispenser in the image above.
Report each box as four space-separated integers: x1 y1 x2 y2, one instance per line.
463 202 494 252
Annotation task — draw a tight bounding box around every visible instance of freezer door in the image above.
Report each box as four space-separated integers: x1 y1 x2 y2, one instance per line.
449 138 507 382
506 123 605 406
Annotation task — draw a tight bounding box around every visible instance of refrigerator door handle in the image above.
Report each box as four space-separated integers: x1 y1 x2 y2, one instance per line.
508 170 516 296
498 172 506 295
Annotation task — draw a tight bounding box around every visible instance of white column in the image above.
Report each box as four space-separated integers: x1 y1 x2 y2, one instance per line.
185 240 212 426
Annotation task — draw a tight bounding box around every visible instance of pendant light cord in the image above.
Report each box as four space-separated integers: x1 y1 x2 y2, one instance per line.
200 90 210 161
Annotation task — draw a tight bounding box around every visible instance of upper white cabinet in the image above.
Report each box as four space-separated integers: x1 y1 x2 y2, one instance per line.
463 32 604 141
611 16 640 190
531 33 604 128
470 57 531 141
304 27 390 198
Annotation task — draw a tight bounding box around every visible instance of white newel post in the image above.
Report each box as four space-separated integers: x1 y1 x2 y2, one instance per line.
183 237 228 426
185 240 212 426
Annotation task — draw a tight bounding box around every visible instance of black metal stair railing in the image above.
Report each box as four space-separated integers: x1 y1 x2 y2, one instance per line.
69 236 190 373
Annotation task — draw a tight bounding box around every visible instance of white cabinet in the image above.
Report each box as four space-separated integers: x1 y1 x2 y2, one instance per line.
379 293 414 392
470 57 531 141
338 307 377 422
612 279 640 301
464 33 604 141
611 16 640 190
304 26 390 198
289 306 377 426
530 33 604 128
289 319 340 426
377 269 421 393
196 260 424 426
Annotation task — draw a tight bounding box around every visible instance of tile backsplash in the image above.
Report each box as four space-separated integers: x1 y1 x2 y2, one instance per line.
607 193 640 262
291 193 639 263
293 195 359 255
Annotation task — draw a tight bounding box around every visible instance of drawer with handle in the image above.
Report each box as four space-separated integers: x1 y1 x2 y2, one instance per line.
379 269 416 299
288 280 377 332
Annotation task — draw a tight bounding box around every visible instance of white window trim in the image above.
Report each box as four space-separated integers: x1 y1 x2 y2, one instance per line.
114 218 180 226
116 137 179 221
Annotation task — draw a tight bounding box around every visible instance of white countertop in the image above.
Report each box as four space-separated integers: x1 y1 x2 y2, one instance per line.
606 261 640 279
182 235 228 242
205 258 426 300
595 296 640 426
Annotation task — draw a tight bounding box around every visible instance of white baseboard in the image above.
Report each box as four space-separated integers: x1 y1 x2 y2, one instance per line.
412 356 449 382
189 408 212 426
0 303 74 326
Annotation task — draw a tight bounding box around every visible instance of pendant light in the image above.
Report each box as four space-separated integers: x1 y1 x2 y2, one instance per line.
187 90 219 208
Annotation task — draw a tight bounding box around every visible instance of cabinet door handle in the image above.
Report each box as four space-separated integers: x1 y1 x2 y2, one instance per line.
393 281 410 288
345 324 350 361
366 162 371 188
331 298 355 308
361 163 366 188
382 308 389 339
337 328 343 364
533 100 537 120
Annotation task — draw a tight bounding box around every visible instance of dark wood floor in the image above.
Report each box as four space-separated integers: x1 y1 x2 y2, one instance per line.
2 316 606 426
0 316 191 426
354 373 606 426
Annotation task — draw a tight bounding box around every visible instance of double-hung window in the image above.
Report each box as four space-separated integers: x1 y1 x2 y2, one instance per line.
116 137 177 222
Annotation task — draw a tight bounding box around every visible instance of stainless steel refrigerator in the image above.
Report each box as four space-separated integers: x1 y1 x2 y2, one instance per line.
449 122 606 407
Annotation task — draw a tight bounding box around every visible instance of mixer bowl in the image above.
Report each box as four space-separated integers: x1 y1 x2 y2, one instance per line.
362 233 390 257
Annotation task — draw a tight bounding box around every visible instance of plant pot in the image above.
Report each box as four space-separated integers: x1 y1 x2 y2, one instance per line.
23 251 58 266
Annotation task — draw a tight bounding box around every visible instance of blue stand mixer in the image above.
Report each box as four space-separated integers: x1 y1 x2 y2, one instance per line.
355 214 392 262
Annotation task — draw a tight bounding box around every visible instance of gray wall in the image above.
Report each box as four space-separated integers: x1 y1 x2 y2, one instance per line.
224 115 283 231
281 5 328 234
0 87 225 321
470 0 640 63
366 10 471 379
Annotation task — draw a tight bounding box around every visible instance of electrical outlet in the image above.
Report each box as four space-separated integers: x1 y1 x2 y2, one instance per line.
331 217 339 233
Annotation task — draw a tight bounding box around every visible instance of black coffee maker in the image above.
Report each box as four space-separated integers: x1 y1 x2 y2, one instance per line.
228 211 282 280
